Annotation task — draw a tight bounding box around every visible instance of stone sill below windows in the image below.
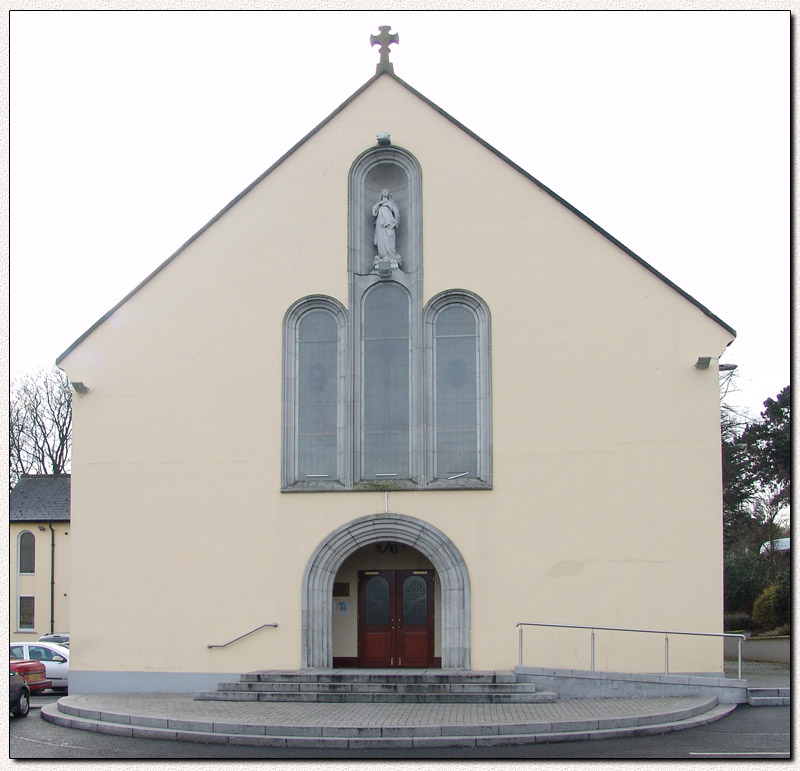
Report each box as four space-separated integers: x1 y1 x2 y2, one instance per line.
282 478 492 493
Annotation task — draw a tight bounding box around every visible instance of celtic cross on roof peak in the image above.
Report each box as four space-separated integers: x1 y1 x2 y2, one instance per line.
370 26 399 75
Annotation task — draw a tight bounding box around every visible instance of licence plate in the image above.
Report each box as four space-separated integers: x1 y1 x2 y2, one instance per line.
28 673 43 680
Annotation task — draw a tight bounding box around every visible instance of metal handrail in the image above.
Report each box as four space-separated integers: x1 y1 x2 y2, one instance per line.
208 623 278 649
516 622 747 680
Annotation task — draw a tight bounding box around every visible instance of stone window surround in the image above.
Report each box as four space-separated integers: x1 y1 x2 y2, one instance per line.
424 289 493 488
281 295 350 490
282 144 491 492
281 287 491 491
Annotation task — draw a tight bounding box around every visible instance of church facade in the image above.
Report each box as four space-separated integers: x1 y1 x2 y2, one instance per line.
58 61 735 693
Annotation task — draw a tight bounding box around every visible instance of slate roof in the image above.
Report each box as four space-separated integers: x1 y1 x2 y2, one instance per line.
9 475 71 522
56 70 735 365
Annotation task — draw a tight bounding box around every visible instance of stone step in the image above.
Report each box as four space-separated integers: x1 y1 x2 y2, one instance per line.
211 680 539 694
746 687 790 697
242 669 516 684
41 697 735 749
198 668 539 704
747 695 790 707
195 689 559 704
746 686 790 706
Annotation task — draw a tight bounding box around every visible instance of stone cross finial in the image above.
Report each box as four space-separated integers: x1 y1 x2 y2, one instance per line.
371 26 399 74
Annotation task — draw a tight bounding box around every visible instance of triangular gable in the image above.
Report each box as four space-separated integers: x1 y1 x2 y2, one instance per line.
56 71 735 365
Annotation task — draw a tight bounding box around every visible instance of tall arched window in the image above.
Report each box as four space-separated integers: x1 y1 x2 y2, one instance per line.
297 310 339 480
282 145 491 492
362 282 411 480
282 296 348 489
425 290 492 487
434 305 479 479
18 531 35 574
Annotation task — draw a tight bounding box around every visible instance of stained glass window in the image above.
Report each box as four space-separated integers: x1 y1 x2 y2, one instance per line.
402 575 427 625
365 575 391 625
297 310 338 479
362 283 410 479
434 305 478 479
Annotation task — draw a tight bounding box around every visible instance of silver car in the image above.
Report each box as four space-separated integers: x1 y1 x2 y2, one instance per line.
9 642 69 690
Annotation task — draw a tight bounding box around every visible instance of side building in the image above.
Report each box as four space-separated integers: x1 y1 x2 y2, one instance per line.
9 475 71 640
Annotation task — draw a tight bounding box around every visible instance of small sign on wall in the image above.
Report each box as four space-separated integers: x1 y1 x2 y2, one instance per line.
333 601 349 615
333 582 350 596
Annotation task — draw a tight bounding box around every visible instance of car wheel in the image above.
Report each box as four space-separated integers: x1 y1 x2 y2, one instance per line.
12 688 30 717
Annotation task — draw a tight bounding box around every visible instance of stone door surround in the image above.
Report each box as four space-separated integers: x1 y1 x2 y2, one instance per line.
302 513 471 669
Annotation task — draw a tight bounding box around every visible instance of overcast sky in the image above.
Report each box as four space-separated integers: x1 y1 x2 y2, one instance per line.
10 8 789 417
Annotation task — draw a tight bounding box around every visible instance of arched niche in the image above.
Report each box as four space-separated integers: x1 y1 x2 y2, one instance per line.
348 146 422 276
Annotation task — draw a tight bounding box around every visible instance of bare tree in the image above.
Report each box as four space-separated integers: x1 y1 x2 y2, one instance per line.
9 367 72 490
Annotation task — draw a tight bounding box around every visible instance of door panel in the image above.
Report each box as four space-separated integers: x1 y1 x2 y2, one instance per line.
358 572 395 667
397 571 434 667
358 569 434 668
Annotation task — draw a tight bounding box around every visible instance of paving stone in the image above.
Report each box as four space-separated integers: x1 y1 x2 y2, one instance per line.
446 723 498 736
96 722 133 737
228 735 287 747
289 736 350 749
476 733 538 747
550 719 599 733
413 735 476 748
100 711 131 725
322 725 381 738
268 724 321 737
381 724 442 738
214 722 266 735
135 715 170 729
167 718 210 732
502 722 552 735
348 737 413 749
536 730 592 744
175 730 228 744
131 726 177 741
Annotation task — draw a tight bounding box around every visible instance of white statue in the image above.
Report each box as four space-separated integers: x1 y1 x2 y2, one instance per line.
372 189 401 269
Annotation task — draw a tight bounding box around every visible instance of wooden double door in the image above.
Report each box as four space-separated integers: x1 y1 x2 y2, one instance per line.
357 569 435 668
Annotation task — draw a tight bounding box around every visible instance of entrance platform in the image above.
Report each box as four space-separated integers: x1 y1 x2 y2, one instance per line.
40 662 789 749
42 693 734 749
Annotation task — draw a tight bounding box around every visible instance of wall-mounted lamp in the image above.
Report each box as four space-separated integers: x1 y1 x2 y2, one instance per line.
71 381 89 395
37 525 46 532
376 132 391 146
695 357 712 370
719 364 738 372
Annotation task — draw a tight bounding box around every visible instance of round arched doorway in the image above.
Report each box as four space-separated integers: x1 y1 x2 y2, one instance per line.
301 513 471 669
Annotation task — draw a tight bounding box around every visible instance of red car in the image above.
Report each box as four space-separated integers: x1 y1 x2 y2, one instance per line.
10 659 52 693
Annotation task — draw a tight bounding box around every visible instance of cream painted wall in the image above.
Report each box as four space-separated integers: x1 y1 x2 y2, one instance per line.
59 75 734 689
9 522 71 639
